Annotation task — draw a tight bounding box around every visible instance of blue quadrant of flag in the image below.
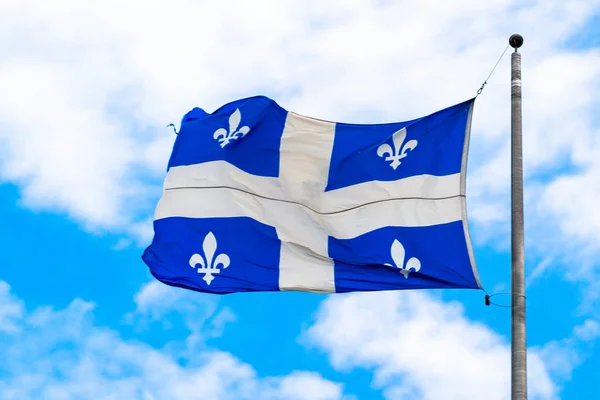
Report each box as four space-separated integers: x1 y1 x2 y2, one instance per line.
143 95 481 294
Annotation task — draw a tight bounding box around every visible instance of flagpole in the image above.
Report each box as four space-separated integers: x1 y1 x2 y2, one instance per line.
509 33 526 400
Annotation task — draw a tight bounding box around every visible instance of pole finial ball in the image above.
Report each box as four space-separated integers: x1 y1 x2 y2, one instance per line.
509 34 524 49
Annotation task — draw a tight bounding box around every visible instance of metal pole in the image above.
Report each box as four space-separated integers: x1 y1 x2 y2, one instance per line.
509 33 526 400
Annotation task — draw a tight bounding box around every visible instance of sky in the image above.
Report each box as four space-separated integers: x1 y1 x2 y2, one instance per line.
1 0 600 399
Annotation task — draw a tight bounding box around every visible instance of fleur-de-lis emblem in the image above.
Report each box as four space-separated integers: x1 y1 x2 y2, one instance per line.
376 128 418 170
385 239 421 279
213 109 250 148
189 232 231 285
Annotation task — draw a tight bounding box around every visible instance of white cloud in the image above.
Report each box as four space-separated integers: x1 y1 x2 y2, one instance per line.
304 291 566 400
126 280 236 344
538 161 600 271
262 372 351 400
126 281 241 358
534 319 600 383
0 281 24 334
573 319 600 342
0 280 346 400
131 280 200 319
0 62 142 231
1 1 600 288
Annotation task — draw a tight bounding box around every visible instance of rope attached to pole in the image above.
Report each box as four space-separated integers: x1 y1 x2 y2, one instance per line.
476 43 510 96
484 291 525 308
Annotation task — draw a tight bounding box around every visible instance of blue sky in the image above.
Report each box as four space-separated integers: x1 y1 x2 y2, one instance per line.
1 1 600 399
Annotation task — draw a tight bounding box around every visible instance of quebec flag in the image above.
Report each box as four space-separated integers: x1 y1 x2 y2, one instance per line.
142 96 482 294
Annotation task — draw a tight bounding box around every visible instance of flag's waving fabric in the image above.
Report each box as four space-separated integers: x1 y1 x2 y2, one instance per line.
142 96 482 294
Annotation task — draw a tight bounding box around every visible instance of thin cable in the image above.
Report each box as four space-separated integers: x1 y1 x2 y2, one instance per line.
167 123 178 134
484 290 525 309
165 186 465 216
476 43 510 96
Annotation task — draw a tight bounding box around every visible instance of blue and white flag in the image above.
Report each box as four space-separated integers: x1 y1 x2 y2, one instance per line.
142 96 482 294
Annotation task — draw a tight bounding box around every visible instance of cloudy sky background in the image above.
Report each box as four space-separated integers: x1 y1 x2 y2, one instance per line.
1 0 600 399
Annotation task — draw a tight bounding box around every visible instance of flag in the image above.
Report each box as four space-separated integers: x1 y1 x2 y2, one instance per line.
142 95 481 294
